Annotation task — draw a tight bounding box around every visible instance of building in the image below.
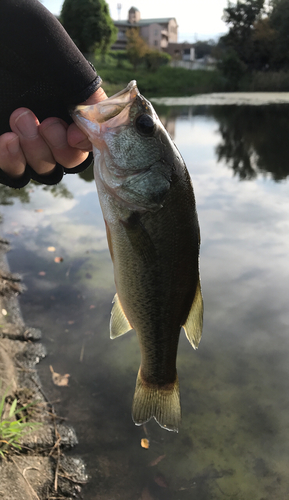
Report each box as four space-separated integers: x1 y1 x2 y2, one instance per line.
165 42 195 61
113 7 178 51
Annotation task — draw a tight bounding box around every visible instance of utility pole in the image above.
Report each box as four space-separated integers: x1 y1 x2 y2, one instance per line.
117 3 122 20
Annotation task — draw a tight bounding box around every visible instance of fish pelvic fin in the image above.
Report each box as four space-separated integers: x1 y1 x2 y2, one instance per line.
183 279 203 349
132 369 181 432
110 294 133 339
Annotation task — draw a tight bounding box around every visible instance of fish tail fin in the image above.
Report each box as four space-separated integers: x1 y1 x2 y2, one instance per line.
132 369 181 432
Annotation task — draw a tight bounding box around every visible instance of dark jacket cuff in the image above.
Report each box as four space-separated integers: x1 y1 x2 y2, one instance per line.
0 152 94 188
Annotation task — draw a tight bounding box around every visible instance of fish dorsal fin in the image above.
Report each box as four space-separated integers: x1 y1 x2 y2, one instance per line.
110 294 133 339
183 280 203 349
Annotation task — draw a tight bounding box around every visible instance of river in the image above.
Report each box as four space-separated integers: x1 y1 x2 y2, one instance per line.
1 99 289 499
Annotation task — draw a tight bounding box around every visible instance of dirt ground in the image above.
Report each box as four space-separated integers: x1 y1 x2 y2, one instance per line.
0 236 87 499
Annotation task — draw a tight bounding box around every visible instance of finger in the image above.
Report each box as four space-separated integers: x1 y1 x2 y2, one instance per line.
10 108 57 175
85 87 108 104
0 132 26 178
67 123 93 150
40 118 91 169
67 87 108 149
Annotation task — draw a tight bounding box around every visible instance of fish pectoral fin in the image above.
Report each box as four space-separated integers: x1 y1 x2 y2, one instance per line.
183 279 203 349
132 369 181 432
110 294 133 339
120 213 157 265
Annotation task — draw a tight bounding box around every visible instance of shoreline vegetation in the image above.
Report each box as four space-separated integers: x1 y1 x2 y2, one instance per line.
92 53 289 98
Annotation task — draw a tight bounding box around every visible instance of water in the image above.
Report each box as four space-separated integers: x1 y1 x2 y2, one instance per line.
1 103 289 499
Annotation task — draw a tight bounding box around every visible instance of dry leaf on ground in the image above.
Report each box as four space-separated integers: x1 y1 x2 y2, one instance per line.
138 487 154 500
148 455 166 467
50 365 70 386
141 438 150 449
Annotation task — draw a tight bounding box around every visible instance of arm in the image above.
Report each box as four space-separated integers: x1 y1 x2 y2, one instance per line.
0 0 106 187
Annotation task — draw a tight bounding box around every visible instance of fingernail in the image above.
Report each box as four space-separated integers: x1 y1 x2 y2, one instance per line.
15 111 38 138
7 136 20 155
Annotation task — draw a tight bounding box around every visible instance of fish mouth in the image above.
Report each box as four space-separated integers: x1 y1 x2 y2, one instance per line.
71 80 140 134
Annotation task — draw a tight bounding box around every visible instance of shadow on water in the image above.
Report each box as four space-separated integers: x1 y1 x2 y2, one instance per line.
2 103 289 498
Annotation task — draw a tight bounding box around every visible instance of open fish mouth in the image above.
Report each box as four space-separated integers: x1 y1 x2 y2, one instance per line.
71 80 139 140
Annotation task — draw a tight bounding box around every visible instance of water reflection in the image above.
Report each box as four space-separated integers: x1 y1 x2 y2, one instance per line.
211 105 289 181
157 104 289 181
1 103 289 499
0 181 73 206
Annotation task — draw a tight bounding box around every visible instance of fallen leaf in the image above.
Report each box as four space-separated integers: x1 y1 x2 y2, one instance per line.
50 365 70 386
148 454 166 467
47 246 56 252
38 271 46 276
154 475 168 488
54 256 63 263
141 438 150 449
1 309 7 316
138 487 154 500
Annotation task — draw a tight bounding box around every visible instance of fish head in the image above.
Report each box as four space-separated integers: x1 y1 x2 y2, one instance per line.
71 81 166 175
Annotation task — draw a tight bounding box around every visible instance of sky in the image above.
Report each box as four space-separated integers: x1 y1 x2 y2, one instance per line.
41 0 229 42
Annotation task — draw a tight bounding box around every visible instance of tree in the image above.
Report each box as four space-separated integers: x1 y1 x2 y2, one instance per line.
194 40 216 59
220 0 265 69
125 29 149 69
61 0 117 54
269 0 289 69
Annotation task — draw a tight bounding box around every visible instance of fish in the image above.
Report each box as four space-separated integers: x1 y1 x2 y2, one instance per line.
72 81 203 432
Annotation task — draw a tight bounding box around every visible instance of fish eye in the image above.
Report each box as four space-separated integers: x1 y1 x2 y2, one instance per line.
135 114 155 136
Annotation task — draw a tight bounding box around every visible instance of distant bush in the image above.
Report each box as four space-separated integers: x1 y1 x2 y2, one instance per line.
249 71 289 91
91 54 226 97
144 50 171 72
217 50 247 90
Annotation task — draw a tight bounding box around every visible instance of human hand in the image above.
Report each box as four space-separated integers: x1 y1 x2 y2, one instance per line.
0 87 107 179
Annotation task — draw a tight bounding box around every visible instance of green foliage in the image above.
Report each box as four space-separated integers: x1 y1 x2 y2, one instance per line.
0 386 41 458
269 0 289 69
61 0 117 54
218 0 289 82
92 54 226 97
221 0 265 69
194 40 216 59
144 50 171 72
125 28 149 69
217 49 247 89
124 29 170 72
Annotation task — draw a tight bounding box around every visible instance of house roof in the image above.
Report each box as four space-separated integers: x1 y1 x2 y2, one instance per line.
114 18 176 27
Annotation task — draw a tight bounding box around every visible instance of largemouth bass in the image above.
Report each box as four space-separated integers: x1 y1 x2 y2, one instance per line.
72 81 203 432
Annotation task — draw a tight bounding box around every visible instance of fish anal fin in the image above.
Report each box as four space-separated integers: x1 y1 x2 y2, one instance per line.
110 294 132 339
183 279 203 349
132 369 181 432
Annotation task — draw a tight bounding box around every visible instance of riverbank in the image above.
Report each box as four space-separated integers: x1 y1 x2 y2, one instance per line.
92 54 289 98
0 233 86 499
150 91 289 106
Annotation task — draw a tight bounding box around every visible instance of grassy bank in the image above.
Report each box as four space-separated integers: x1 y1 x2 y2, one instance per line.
90 54 289 97
91 54 226 98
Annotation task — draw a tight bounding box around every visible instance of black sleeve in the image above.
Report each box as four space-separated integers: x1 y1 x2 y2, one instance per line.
0 0 101 188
